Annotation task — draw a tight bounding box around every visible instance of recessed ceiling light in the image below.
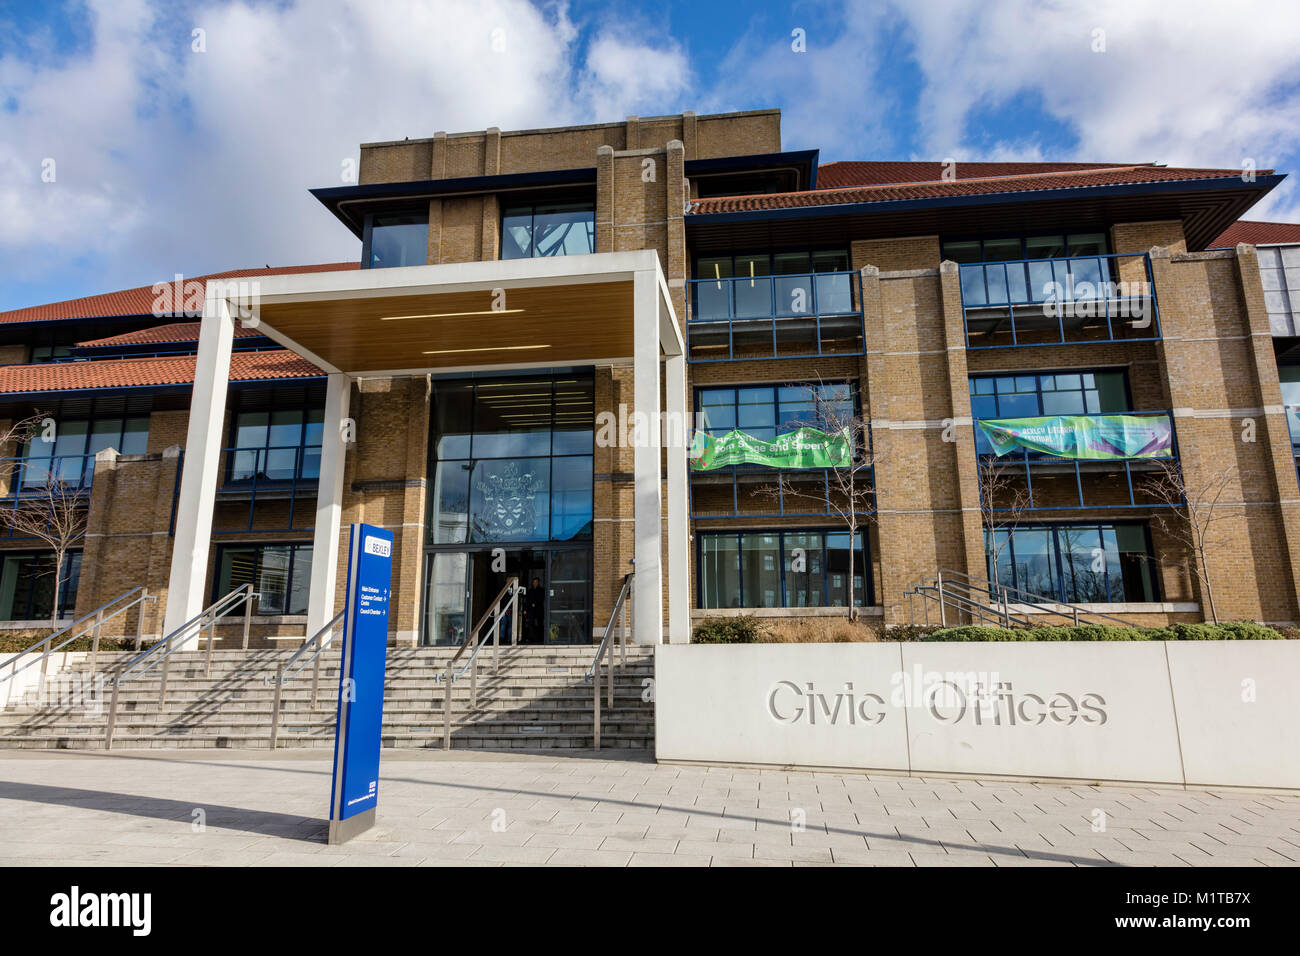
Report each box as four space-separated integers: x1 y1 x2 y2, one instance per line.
383 309 524 321
421 345 551 355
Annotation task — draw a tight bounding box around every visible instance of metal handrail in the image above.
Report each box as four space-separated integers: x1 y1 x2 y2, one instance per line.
104 583 255 749
268 609 346 749
439 576 521 750
0 586 156 691
586 572 633 750
908 568 1138 629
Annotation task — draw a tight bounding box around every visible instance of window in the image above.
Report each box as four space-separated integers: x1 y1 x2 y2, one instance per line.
427 373 594 544
18 411 149 490
698 529 870 609
1258 246 1300 335
692 250 853 320
214 543 312 615
944 233 1110 306
226 407 323 483
1280 365 1300 447
30 346 72 363
696 382 857 441
501 202 595 259
0 550 81 621
986 523 1157 604
969 370 1129 453
363 212 428 269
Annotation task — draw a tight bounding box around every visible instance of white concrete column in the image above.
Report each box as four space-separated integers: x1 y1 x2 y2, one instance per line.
632 270 664 644
307 373 351 637
164 288 234 633
665 350 690 643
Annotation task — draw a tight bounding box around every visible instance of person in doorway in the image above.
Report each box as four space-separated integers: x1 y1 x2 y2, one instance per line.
524 576 545 644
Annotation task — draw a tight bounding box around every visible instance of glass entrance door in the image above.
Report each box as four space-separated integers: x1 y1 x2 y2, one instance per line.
422 546 591 645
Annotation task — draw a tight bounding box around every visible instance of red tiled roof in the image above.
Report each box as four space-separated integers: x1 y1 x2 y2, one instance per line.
1210 220 1300 247
76 322 262 349
691 164 1270 215
0 262 359 325
0 350 322 395
817 160 1144 189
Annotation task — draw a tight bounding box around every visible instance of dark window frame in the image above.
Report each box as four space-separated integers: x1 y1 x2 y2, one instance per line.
361 207 430 270
224 403 325 485
694 380 860 442
0 549 82 621
499 198 596 260
695 527 874 610
985 521 1160 605
212 542 313 616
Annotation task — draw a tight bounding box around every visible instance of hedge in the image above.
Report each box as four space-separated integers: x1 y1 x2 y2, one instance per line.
895 621 1285 642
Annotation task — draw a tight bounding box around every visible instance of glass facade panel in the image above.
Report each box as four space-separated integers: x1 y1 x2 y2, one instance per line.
698 530 871 609
970 370 1131 454
366 213 428 269
227 408 320 482
501 202 595 259
428 372 594 547
214 544 312 616
0 551 80 621
696 382 858 440
987 524 1157 604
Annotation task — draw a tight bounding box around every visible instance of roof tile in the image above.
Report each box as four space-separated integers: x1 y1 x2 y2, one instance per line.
0 350 321 395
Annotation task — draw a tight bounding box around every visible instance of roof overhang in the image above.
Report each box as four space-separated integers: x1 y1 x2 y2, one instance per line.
239 250 681 378
685 174 1286 252
685 149 820 193
311 167 598 237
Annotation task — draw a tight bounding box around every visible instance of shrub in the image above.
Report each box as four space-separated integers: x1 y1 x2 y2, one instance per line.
691 616 765 644
762 618 880 643
917 621 1286 642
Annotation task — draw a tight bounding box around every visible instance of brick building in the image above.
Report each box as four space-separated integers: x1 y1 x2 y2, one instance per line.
2 107 1299 648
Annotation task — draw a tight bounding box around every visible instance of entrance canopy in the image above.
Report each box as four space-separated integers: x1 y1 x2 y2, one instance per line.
164 250 689 650
250 250 682 376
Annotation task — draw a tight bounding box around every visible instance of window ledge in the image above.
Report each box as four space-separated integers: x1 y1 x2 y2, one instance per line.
691 606 883 619
213 615 308 625
0 619 73 630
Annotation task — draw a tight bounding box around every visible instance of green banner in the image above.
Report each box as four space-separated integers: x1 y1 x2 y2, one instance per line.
689 427 852 471
977 414 1173 460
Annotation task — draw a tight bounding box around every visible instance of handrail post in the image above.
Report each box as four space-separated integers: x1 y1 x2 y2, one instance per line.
89 608 104 679
937 570 947 627
511 579 520 645
493 602 500 675
620 582 627 665
205 612 215 677
104 678 120 750
270 662 284 750
242 585 253 651
159 633 173 704
470 654 478 710
134 590 148 651
593 645 602 751
606 631 613 709
311 639 322 708
38 635 51 702
442 663 453 751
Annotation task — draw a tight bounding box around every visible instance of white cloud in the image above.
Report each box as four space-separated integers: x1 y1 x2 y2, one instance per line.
881 0 1300 218
0 0 691 306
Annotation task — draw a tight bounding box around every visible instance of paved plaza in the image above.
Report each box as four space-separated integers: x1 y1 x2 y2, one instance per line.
0 750 1297 867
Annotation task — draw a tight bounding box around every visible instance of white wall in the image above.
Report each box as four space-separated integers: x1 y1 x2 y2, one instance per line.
655 641 1300 790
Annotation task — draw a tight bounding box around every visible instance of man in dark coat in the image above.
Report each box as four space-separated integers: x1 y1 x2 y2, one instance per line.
524 576 545 644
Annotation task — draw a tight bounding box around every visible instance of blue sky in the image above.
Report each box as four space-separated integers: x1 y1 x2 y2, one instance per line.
2 0 1299 312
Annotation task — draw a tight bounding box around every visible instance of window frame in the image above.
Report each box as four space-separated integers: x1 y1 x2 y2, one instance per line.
224 403 325 485
695 527 874 609
693 380 861 443
985 521 1160 605
969 368 1133 422
499 198 596 260
0 549 82 621
212 542 313 616
361 207 430 270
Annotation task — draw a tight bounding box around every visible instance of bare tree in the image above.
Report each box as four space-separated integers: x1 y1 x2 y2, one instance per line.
0 464 89 626
1142 458 1238 624
978 456 1032 599
756 378 875 621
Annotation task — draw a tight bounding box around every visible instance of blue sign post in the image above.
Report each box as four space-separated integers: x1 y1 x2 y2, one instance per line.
328 523 393 845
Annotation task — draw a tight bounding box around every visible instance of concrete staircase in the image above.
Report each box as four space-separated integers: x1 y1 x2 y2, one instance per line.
0 645 655 751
